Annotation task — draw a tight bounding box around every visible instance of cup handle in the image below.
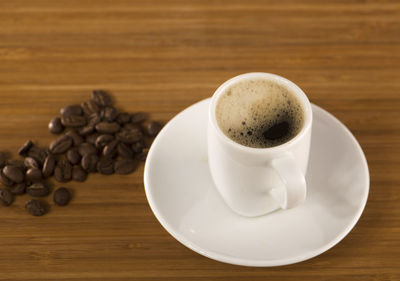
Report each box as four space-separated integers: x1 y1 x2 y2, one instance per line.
269 154 306 209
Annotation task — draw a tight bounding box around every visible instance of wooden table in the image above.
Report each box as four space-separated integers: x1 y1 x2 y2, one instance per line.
0 1 399 280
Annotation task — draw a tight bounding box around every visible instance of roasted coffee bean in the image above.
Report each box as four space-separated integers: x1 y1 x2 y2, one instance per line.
97 157 114 175
88 113 102 126
25 168 43 181
27 182 50 197
85 133 100 145
102 139 119 158
61 115 87 128
138 148 149 161
10 182 26 195
72 165 87 182
18 140 33 156
49 135 73 154
102 107 118 122
143 121 162 137
95 134 114 149
123 123 141 130
95 122 120 134
116 112 131 124
60 105 83 118
26 199 47 216
0 152 7 168
81 100 100 115
54 160 72 182
131 140 145 154
81 154 99 173
131 112 147 124
92 90 112 106
53 187 71 206
78 125 95 136
116 127 143 144
0 188 14 206
78 142 97 156
117 143 134 159
66 148 81 165
2 165 24 183
24 157 40 169
42 154 56 178
114 159 138 175
79 113 101 136
66 130 84 146
0 170 14 187
27 146 48 166
6 159 26 172
49 117 64 134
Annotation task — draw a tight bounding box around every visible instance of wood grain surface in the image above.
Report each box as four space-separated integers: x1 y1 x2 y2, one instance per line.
0 0 399 280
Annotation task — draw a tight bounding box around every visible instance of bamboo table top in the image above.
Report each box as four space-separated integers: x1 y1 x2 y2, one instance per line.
0 0 399 280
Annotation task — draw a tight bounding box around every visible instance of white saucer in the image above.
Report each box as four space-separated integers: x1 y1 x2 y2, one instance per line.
144 99 369 267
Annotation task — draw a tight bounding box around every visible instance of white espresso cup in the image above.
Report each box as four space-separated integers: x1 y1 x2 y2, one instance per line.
208 73 313 217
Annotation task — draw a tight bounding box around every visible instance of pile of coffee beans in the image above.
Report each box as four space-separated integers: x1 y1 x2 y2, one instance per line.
0 90 162 216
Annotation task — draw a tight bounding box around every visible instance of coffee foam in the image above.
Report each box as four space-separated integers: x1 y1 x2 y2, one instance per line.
216 78 304 148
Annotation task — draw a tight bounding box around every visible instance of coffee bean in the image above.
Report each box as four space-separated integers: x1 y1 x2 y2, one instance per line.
102 139 119 158
54 160 72 182
0 170 14 187
97 157 114 175
42 154 56 178
95 122 120 134
131 112 147 124
10 182 26 195
49 135 73 154
66 148 81 165
88 113 102 126
72 165 87 182
138 147 149 161
92 90 112 106
117 143 134 159
123 123 141 130
78 125 95 136
131 140 145 154
27 182 50 197
60 105 83 118
49 117 64 134
27 146 48 166
25 167 43 181
114 159 138 175
116 127 143 144
18 140 33 156
24 157 40 169
102 107 118 122
2 165 24 183
116 112 131 124
53 187 71 206
78 143 97 156
79 113 101 136
81 100 100 115
143 121 162 137
61 115 87 128
95 134 114 149
6 159 26 172
26 199 47 216
0 188 13 206
85 133 100 145
0 152 7 168
66 130 84 146
81 154 99 173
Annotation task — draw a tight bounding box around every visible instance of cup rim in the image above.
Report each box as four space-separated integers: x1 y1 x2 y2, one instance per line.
209 72 313 153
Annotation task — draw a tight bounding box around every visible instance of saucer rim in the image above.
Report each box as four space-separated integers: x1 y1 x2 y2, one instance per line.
144 98 370 267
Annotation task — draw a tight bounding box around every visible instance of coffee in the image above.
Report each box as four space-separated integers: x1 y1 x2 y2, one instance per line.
216 78 304 148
